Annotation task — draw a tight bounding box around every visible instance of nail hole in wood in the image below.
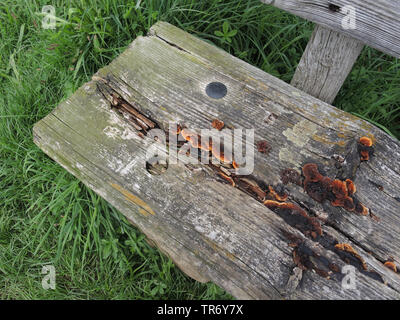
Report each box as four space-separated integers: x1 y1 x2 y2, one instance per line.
206 82 227 99
146 157 168 175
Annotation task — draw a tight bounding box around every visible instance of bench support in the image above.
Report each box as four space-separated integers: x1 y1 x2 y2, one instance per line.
291 25 364 104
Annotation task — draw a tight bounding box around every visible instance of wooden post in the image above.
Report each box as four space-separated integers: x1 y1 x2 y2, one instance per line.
261 0 400 58
291 24 364 104
261 0 400 102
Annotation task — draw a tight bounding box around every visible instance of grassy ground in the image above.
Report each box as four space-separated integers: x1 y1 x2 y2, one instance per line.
0 0 399 299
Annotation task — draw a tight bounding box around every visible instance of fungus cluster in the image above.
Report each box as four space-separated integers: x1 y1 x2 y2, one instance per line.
302 163 368 215
264 200 322 239
358 136 374 161
289 240 340 279
236 177 291 206
211 119 225 131
334 243 367 270
256 140 271 155
266 185 288 202
171 125 386 281
293 243 328 278
384 260 398 273
237 178 266 200
280 168 302 186
216 170 235 187
177 127 238 169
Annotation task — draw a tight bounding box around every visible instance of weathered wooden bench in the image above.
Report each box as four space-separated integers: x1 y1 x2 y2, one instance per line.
33 1 400 300
264 0 400 103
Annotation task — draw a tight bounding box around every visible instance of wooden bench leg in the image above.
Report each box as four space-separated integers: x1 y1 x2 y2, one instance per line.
291 24 364 104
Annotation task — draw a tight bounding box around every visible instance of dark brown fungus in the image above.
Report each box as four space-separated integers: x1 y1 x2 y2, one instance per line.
256 140 271 154
238 178 266 200
268 185 288 202
360 151 369 161
329 263 340 273
356 203 369 216
302 163 323 182
292 242 332 279
264 200 322 238
280 168 302 186
303 165 330 203
345 179 356 196
284 233 385 282
334 243 367 271
331 179 348 199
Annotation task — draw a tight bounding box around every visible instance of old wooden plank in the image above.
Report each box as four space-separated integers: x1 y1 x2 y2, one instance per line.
291 24 364 104
33 22 400 299
261 0 400 58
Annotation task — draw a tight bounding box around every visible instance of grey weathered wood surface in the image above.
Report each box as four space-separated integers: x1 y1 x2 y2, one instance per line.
291 24 364 104
261 0 400 58
33 22 400 300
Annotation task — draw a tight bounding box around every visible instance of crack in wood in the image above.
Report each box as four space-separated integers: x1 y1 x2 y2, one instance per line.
96 79 159 138
153 33 190 54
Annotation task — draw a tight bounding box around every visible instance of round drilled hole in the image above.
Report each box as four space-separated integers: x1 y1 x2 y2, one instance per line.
145 157 168 175
205 82 227 99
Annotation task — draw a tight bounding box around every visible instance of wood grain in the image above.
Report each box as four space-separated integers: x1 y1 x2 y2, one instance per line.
33 22 400 299
261 0 400 58
291 24 364 104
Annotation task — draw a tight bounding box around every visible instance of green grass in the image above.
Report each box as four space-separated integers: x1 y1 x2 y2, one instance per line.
0 0 399 299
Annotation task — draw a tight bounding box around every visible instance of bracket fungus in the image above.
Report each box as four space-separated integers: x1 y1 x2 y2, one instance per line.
302 163 369 216
334 243 367 270
282 234 341 280
256 140 271 155
358 136 374 161
211 119 225 131
384 260 398 273
180 128 238 169
237 177 267 200
264 200 322 239
267 185 288 202
280 168 302 186
217 171 235 187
